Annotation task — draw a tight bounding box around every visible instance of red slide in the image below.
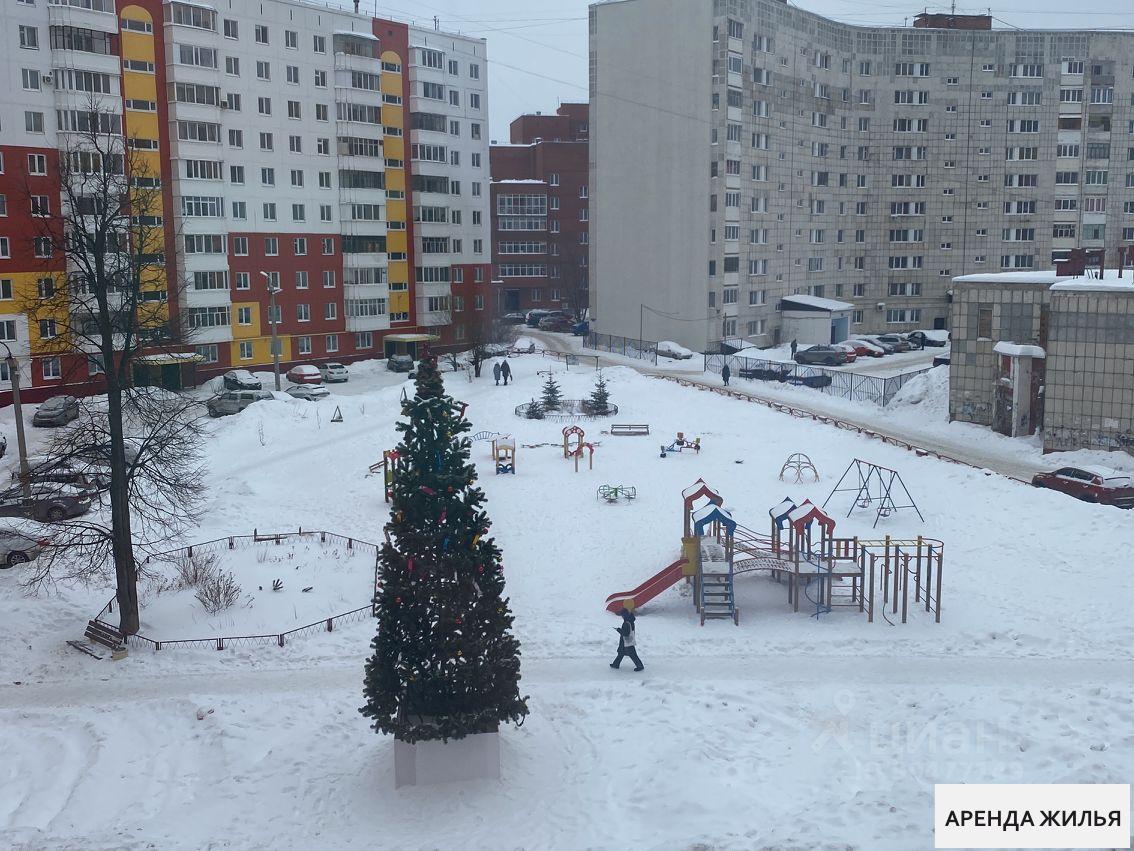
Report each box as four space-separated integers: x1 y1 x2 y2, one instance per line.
604 558 688 614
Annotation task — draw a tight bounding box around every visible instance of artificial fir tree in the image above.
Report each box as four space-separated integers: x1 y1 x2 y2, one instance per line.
539 374 562 411
585 374 612 415
362 354 529 743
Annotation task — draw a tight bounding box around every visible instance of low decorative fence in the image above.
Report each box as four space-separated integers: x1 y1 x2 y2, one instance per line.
514 399 619 422
93 529 382 652
584 332 659 365
705 353 932 407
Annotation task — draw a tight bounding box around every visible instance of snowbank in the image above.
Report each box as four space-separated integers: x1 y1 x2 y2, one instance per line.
889 365 949 416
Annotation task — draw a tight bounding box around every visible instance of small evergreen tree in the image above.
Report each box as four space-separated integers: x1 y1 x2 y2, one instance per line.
586 374 612 415
539 374 563 411
362 355 529 743
524 399 544 420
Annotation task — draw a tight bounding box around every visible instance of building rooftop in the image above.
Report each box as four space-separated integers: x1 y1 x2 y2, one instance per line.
954 269 1134 292
781 294 854 312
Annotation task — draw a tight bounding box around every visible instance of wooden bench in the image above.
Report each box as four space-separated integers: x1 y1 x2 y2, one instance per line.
84 619 124 651
610 424 650 436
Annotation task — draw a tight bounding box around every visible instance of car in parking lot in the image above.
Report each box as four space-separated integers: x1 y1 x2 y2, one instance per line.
538 315 575 333
525 309 557 328
207 389 275 417
386 354 414 373
907 330 950 348
223 369 263 391
286 384 331 401
876 334 914 352
793 345 849 366
319 362 349 383
0 484 92 522
838 339 882 359
657 340 695 360
831 343 859 363
502 312 527 325
1031 467 1134 508
285 364 323 384
851 336 897 354
32 396 80 428
11 459 109 494
0 524 51 568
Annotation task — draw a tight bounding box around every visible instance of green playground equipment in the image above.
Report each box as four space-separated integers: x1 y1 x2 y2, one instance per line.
597 484 637 503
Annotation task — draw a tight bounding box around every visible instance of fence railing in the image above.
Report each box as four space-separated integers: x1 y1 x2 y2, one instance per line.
514 399 619 421
584 332 659 365
94 529 382 651
705 353 932 407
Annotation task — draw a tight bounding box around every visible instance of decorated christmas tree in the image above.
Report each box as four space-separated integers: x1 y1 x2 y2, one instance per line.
539 374 562 411
362 355 529 743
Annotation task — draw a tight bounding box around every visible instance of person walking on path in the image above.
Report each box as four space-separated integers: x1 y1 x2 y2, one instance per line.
721 363 731 386
501 360 512 385
790 339 798 359
610 608 644 671
493 361 502 385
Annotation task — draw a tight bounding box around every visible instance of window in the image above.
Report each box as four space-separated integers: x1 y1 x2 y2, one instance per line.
19 25 39 49
264 237 278 256
255 24 268 44
293 237 307 256
235 272 249 290
236 306 252 326
42 357 61 380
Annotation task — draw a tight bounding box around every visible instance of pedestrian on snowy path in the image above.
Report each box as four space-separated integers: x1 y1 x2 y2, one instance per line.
610 607 644 671
493 362 502 385
501 360 512 385
721 363 731 386
790 339 798 359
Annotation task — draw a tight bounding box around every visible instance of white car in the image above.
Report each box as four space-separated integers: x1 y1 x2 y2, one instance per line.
318 362 349 383
510 337 537 354
286 384 331 401
657 340 694 360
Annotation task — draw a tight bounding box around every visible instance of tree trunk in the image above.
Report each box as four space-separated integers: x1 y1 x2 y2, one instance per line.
473 355 483 378
104 364 140 635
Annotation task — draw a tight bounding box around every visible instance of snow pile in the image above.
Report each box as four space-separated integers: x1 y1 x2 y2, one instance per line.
887 364 949 418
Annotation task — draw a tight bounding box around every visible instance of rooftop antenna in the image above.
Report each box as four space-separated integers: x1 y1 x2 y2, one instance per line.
433 15 439 31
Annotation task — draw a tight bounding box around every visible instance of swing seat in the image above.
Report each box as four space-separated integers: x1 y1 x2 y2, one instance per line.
857 497 872 508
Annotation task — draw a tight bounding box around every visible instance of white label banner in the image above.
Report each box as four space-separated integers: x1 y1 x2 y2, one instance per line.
935 783 1130 848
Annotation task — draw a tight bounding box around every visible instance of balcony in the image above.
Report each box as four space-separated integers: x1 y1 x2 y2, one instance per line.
48 0 118 34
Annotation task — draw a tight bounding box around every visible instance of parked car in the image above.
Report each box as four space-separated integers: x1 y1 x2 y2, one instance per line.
572 320 590 336
318 362 349 383
794 345 849 366
0 524 50 568
286 384 331 401
510 337 537 354
11 460 109 494
0 484 92 522
223 369 263 391
852 336 897 354
502 313 527 325
876 334 913 352
838 340 881 359
1031 467 1134 508
538 315 575 333
907 330 950 348
831 343 859 363
525 309 558 328
657 340 695 360
207 389 275 417
386 354 414 373
286 364 323 385
932 353 951 368
32 396 80 428
71 439 143 466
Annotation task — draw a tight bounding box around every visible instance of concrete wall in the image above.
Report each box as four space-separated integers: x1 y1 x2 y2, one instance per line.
590 0 713 350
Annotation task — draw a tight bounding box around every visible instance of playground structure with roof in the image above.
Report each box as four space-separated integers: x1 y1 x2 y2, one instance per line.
605 478 944 625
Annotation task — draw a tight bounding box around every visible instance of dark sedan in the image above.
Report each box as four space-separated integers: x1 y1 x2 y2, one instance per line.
793 345 849 366
0 484 92 522
1031 467 1134 508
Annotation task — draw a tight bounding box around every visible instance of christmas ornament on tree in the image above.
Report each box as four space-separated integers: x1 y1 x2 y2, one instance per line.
361 354 529 744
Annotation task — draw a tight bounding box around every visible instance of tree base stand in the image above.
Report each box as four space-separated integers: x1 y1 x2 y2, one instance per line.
394 729 501 788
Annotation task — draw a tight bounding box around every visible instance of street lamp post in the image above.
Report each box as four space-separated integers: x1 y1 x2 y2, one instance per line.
1 343 32 500
259 271 282 391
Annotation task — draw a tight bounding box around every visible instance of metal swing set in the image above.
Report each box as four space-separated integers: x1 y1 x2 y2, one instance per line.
822 458 924 528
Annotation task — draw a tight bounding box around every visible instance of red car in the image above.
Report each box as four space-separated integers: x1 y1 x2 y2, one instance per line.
1031 467 1134 509
285 364 323 384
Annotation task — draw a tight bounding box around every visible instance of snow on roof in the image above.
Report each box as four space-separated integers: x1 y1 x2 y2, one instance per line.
334 30 379 40
692 503 733 523
994 342 1046 359
781 294 854 312
491 179 548 185
1051 269 1134 293
681 479 716 500
953 271 1064 285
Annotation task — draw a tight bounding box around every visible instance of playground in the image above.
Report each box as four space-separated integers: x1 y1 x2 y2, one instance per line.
2 357 1132 850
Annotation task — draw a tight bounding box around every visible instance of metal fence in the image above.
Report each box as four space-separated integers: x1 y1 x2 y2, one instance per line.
584 332 659 365
514 399 619 421
705 354 933 407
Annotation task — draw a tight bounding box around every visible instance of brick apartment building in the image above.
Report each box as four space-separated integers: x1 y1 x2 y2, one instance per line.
489 104 588 317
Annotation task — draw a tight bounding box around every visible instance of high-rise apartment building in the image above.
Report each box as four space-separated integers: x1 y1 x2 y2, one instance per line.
0 0 490 398
489 103 589 317
590 0 1134 351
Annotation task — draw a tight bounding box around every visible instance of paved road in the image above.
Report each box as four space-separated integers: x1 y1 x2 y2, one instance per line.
525 330 1042 482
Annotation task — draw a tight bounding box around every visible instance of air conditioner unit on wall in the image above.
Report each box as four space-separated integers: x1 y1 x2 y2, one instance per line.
41 74 52 84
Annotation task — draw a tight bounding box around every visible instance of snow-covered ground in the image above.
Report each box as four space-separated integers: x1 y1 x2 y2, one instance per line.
1 360 1132 849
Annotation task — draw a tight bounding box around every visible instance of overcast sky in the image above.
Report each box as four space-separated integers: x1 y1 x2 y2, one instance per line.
340 1 1133 137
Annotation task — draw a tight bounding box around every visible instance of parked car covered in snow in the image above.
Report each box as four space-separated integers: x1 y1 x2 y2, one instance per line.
0 524 51 568
657 340 694 360
510 337 538 354
32 396 80 428
207 389 275 417
1031 467 1134 508
875 334 913 352
793 345 849 366
907 329 951 348
223 369 262 391
830 343 859 363
386 354 414 373
851 336 898 354
839 339 883 358
286 364 323 384
318 362 349 383
286 384 331 401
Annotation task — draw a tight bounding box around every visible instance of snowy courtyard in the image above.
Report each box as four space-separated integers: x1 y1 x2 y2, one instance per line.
1 357 1132 849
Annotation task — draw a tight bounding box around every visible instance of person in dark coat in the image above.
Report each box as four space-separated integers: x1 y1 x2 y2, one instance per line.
501 360 512 385
493 361 502 385
721 363 731 386
790 339 798 359
610 607 644 671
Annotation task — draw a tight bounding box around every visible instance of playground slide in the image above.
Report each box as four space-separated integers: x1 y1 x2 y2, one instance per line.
604 558 688 614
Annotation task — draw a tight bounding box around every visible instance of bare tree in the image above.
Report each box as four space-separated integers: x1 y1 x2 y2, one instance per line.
20 100 196 634
467 315 517 378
